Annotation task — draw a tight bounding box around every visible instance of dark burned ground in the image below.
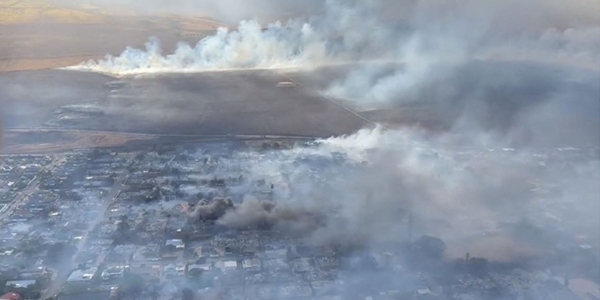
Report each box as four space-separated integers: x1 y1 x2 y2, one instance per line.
1 61 598 145
0 63 466 139
104 70 370 136
0 69 369 137
0 70 110 128
2 130 152 154
284 61 600 146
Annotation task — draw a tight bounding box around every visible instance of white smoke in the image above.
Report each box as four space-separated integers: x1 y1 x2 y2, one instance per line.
65 0 599 106
376 0 600 106
482 27 600 67
204 125 599 261
68 20 329 75
64 0 405 76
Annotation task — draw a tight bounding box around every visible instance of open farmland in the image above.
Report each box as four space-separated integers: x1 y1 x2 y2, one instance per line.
0 0 224 72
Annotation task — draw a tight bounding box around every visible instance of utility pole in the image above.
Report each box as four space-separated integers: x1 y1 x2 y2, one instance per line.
408 212 413 244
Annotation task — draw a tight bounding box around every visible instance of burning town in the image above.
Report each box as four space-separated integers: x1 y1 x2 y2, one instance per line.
0 0 599 300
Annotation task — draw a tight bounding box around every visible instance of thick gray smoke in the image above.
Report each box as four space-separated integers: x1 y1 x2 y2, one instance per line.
188 126 599 263
217 198 327 234
188 196 327 234
189 197 234 221
326 0 600 105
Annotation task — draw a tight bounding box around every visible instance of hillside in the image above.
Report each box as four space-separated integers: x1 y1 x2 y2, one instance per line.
0 0 225 72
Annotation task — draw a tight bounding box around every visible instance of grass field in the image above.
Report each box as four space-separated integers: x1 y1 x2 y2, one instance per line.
0 56 103 72
0 0 109 23
0 0 224 72
2 130 153 154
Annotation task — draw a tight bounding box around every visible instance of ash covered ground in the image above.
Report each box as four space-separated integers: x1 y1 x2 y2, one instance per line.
0 137 598 300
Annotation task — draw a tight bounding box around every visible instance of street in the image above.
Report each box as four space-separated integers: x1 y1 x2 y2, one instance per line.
42 152 138 298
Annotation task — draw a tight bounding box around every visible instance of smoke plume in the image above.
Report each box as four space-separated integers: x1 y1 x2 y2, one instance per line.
69 22 329 75
217 198 327 234
67 0 599 78
64 0 398 75
56 0 600 263
189 197 234 221
185 126 599 263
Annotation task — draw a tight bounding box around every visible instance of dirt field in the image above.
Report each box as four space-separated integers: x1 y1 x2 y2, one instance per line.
2 129 153 153
0 0 224 73
0 22 217 72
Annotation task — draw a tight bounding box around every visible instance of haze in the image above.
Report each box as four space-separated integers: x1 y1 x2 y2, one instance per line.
0 1 598 300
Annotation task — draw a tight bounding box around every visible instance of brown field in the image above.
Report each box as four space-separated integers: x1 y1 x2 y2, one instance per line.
2 129 153 154
0 0 225 73
0 56 103 72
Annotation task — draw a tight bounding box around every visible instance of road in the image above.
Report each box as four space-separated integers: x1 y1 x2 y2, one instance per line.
276 71 385 129
42 152 138 299
1 128 321 155
4 127 320 139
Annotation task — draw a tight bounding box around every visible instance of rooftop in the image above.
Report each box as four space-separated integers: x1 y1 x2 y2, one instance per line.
0 293 21 300
5 280 36 288
165 239 185 249
67 267 97 282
